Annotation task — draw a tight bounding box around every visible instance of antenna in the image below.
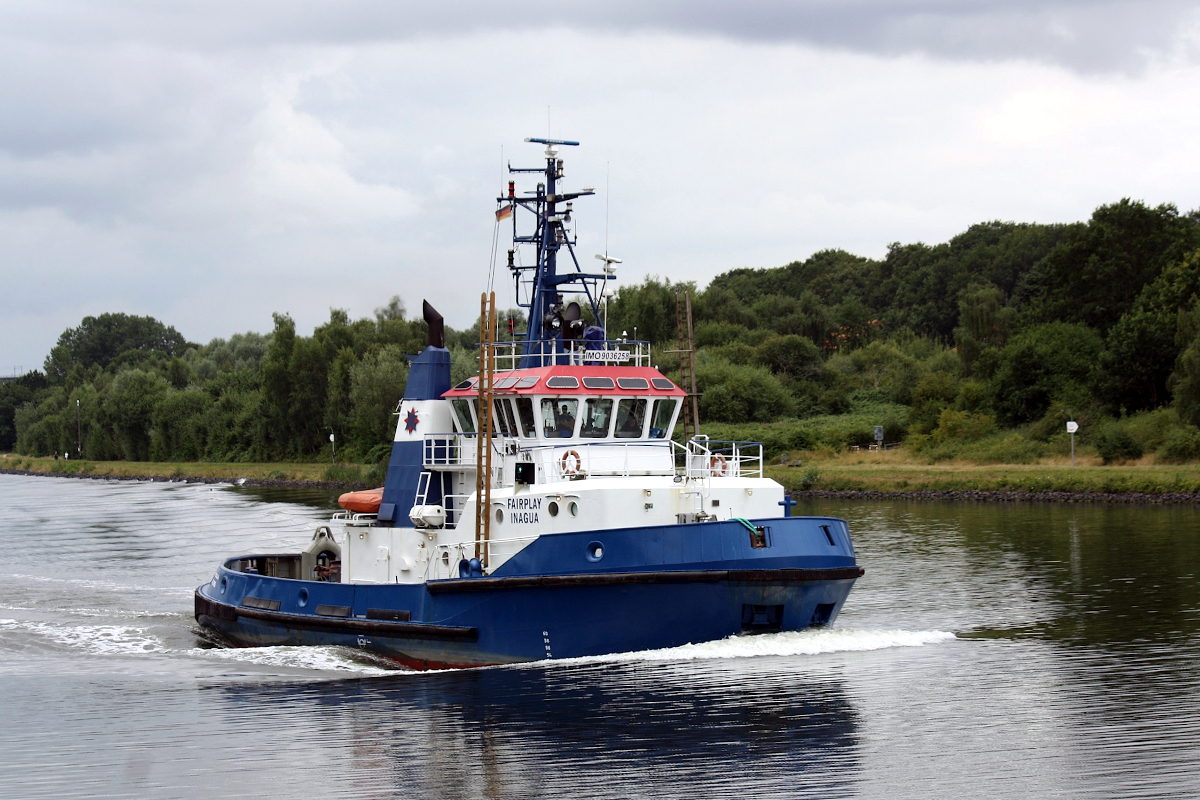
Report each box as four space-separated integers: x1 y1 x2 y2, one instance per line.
595 161 621 334
524 137 580 146
605 162 610 257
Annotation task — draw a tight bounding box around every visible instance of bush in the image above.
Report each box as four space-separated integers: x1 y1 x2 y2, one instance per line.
323 463 366 484
694 321 752 348
694 421 816 459
1095 425 1144 464
798 466 821 490
696 358 794 423
929 408 996 445
1159 426 1200 463
755 335 822 380
970 433 1044 464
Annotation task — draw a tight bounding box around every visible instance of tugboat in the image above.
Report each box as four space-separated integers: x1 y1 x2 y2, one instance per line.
194 138 864 669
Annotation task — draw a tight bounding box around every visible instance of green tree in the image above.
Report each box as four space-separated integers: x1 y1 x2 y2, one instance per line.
696 357 794 423
348 345 409 451
151 389 209 460
607 277 693 344
991 322 1103 424
954 283 1018 374
45 313 190 381
1171 299 1200 427
1025 200 1200 334
755 334 822 381
260 313 296 456
0 372 49 451
1098 247 1200 413
104 369 170 460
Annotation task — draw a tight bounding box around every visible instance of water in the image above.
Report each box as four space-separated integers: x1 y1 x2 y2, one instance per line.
0 475 1197 799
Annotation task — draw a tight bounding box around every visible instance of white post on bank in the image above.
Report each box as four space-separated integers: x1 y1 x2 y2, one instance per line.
1066 420 1078 469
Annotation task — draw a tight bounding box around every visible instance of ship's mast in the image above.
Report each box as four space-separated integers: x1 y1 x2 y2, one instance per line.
499 138 610 368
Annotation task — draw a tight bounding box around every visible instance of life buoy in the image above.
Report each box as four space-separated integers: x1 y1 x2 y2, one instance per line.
561 449 582 476
709 454 728 476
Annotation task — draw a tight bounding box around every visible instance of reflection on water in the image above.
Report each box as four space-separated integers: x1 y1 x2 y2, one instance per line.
227 483 344 511
814 500 1200 650
214 661 860 800
1 476 1199 799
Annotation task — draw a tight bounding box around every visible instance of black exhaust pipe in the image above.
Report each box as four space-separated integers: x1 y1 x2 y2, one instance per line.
423 300 445 349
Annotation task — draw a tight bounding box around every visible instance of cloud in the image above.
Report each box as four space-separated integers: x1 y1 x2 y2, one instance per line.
6 1 1200 73
2 5 1200 372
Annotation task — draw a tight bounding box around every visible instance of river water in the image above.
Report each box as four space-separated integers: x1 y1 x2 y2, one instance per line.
0 474 1197 799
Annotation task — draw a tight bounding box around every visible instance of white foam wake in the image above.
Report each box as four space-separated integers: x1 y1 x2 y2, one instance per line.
0 618 165 655
191 645 397 675
7 573 185 594
550 627 957 667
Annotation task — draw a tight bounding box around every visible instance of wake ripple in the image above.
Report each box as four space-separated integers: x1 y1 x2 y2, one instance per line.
552 627 957 667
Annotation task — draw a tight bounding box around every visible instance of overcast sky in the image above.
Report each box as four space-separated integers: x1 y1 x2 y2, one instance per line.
4 1 1200 373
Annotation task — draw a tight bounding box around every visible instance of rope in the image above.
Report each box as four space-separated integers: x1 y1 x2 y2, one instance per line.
732 517 759 535
486 217 501 298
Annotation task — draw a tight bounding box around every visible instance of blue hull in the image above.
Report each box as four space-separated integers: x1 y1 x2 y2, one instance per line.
195 516 863 669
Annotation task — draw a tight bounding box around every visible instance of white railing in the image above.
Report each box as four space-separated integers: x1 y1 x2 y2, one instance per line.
422 433 763 481
423 434 474 467
529 441 677 480
677 437 764 480
331 511 378 526
426 531 541 579
489 339 652 371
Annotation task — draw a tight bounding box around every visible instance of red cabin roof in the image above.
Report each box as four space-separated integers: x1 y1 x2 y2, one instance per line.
442 365 686 398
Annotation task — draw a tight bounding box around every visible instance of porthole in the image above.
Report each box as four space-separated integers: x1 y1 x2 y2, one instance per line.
586 541 604 562
569 501 579 517
495 508 504 524
548 501 560 517
298 588 309 608
441 551 450 567
219 577 227 594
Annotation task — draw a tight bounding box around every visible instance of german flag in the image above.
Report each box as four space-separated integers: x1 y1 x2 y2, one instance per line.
495 204 514 221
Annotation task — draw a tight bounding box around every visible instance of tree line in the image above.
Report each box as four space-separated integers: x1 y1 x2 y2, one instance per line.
5 197 1200 465
600 198 1200 462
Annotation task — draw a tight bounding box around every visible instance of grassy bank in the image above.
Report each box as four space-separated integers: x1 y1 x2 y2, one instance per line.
7 449 1200 497
768 449 1200 495
0 453 379 485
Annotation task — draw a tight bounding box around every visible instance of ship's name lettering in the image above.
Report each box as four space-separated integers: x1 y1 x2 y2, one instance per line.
507 497 543 510
506 497 542 524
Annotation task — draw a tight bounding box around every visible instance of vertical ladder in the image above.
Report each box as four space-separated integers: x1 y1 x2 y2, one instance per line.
675 291 700 443
475 291 497 567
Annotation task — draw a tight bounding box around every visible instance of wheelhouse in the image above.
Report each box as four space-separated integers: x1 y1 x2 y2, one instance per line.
442 365 686 443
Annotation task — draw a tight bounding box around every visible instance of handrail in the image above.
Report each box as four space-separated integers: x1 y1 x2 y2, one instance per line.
421 432 763 480
488 338 652 371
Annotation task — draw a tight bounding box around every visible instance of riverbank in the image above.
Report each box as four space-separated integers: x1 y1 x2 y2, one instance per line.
5 451 1200 503
0 454 368 489
767 449 1200 501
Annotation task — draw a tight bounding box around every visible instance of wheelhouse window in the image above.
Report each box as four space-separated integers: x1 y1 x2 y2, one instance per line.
581 398 614 438
451 399 475 434
649 398 678 439
541 398 579 438
514 397 537 438
492 399 518 437
615 398 648 438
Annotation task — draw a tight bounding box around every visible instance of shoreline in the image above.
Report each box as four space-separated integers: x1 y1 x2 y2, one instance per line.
0 468 369 491
795 488 1200 505
4 467 1198 505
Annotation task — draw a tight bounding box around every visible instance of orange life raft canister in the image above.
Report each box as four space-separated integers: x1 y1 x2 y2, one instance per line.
338 487 384 513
